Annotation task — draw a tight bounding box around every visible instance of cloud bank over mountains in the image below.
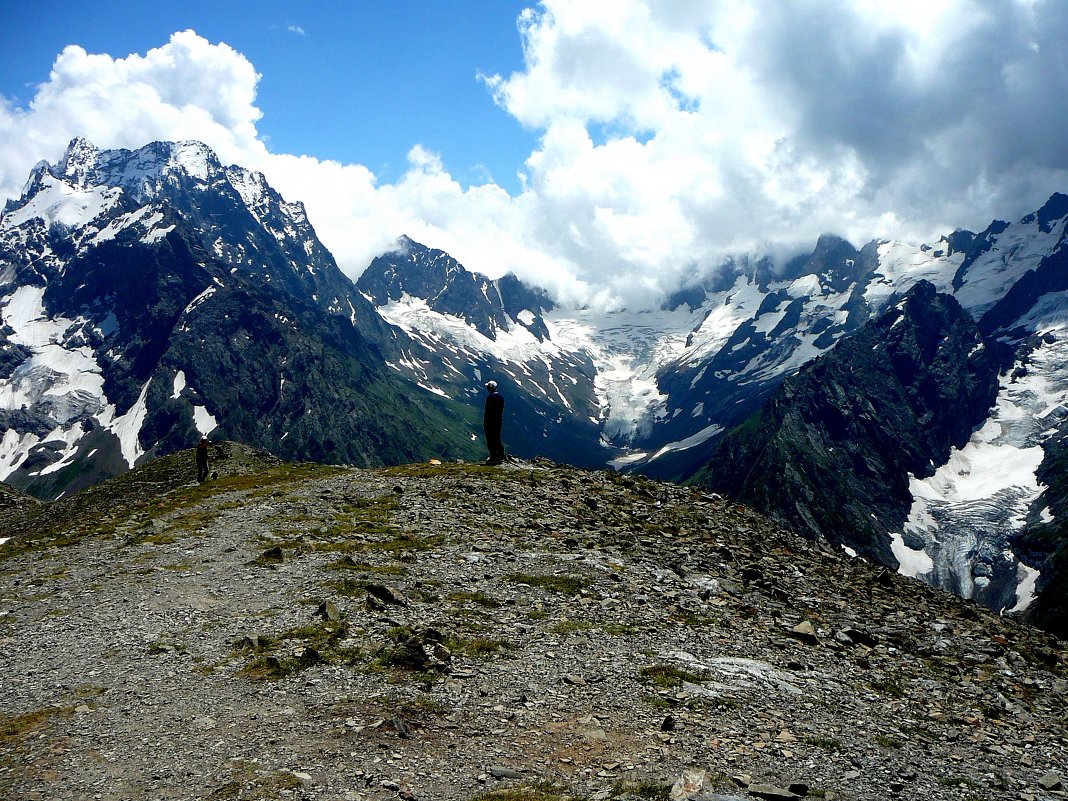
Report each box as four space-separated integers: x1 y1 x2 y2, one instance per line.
2 1 1067 309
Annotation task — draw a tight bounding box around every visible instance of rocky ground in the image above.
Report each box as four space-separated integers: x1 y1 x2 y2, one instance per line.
0 444 1065 801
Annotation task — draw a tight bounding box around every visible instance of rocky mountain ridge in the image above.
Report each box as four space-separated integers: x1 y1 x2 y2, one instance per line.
695 213 1068 637
0 139 482 498
698 283 1004 593
5 138 1068 640
0 446 1065 801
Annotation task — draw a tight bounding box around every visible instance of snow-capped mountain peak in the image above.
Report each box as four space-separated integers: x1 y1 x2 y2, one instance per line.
2 169 123 233
56 136 101 186
53 138 222 203
0 137 416 498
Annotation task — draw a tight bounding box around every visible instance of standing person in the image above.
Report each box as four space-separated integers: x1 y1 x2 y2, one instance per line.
196 436 210 483
483 380 506 465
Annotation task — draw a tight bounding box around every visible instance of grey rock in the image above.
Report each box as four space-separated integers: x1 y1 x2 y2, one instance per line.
487 766 524 779
316 600 340 621
747 785 800 800
257 546 283 563
790 620 819 645
366 583 408 607
388 715 412 739
840 627 878 648
1039 773 1063 791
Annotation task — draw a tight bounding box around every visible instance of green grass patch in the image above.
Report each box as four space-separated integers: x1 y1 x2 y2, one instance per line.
639 664 705 688
236 617 361 680
868 676 906 698
446 635 512 658
208 761 307 800
938 776 981 789
506 572 589 596
671 611 718 627
601 622 641 636
549 618 596 634
121 530 178 547
610 780 671 800
803 735 842 751
398 696 449 719
364 531 445 554
0 705 75 745
448 590 503 608
470 782 569 801
899 722 938 740
643 694 675 710
375 626 510 676
327 557 408 575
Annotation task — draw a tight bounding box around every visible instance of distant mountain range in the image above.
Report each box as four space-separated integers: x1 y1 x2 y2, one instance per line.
2 138 1066 636
0 138 484 500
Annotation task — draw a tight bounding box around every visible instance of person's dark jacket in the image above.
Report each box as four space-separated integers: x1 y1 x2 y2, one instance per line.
484 391 504 426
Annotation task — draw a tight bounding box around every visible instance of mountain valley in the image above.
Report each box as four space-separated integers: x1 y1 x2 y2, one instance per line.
3 138 1068 636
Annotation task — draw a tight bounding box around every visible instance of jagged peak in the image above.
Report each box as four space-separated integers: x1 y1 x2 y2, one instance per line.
18 159 54 200
1029 191 1068 233
58 137 101 185
49 139 225 197
163 140 219 181
225 165 272 211
812 232 855 253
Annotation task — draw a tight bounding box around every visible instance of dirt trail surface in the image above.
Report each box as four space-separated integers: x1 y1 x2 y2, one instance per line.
1 446 1065 801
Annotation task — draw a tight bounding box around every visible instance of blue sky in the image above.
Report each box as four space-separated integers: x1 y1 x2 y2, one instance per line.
2 2 1067 309
0 0 535 191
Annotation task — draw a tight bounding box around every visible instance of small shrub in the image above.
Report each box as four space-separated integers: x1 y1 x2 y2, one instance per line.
868 676 905 698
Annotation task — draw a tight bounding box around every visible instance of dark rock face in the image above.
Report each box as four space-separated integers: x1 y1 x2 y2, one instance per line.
1018 431 1068 639
697 282 1001 565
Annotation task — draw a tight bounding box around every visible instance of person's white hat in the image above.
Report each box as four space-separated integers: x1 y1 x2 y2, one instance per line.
485 380 498 390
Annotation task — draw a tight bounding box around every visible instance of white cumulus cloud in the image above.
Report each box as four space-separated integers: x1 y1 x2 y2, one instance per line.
2 3 1068 310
